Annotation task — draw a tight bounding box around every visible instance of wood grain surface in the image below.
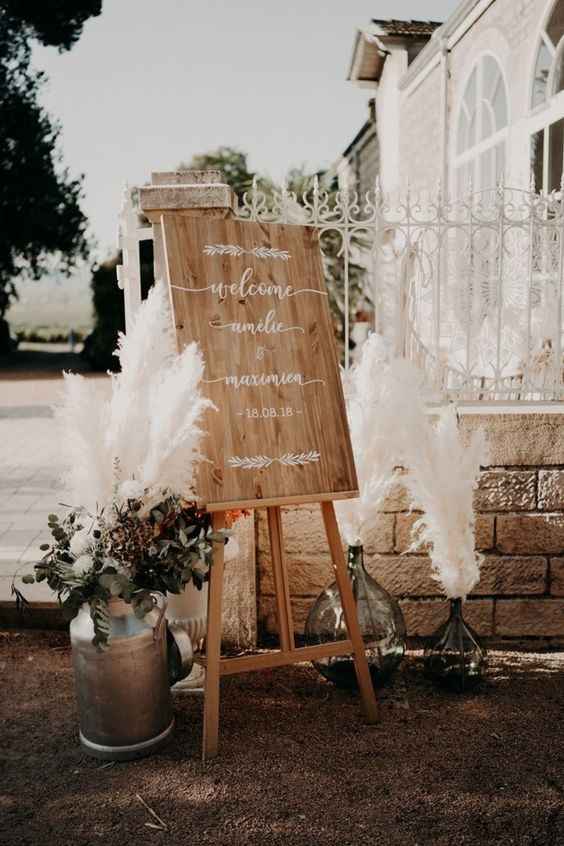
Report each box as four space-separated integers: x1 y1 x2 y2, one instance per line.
161 215 358 510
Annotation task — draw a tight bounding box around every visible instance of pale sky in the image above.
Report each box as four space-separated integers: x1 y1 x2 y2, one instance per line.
34 0 459 257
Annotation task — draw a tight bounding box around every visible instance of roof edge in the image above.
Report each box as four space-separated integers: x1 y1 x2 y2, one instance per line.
398 0 492 91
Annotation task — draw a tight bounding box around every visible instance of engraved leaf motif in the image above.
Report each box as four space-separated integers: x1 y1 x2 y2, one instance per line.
204 244 290 261
227 451 320 470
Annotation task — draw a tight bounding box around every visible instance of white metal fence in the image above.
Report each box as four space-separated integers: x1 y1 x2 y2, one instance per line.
235 179 564 404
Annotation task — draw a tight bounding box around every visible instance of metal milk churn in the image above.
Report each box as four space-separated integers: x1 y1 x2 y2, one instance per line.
70 594 192 761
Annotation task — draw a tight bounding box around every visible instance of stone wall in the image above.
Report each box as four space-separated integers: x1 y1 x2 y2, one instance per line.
256 414 564 644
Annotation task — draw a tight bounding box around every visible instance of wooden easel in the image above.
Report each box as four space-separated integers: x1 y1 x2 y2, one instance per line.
201 501 378 760
135 181 380 760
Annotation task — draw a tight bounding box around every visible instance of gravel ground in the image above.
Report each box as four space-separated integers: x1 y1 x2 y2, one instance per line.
1 630 563 846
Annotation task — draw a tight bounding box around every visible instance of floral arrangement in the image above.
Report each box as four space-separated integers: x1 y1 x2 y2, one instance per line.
26 498 247 648
22 281 247 647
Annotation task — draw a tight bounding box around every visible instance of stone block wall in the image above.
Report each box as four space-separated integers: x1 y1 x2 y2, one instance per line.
256 414 564 644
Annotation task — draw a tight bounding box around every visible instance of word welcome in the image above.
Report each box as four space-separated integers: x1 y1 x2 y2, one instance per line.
172 267 327 302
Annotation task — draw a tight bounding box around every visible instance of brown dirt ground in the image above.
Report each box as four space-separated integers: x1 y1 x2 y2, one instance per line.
1 630 563 846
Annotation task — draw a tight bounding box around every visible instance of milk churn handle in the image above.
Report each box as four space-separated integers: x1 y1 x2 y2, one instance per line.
150 592 167 641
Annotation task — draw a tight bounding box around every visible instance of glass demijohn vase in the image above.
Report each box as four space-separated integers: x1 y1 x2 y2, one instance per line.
424 598 486 692
305 544 406 688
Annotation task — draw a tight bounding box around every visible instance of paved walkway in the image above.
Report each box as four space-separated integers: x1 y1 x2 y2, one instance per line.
0 367 108 603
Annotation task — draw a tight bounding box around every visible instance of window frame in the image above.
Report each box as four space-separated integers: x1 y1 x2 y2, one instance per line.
453 52 509 195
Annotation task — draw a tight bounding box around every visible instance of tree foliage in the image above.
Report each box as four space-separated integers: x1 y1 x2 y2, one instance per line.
182 146 257 199
82 254 124 372
0 0 101 334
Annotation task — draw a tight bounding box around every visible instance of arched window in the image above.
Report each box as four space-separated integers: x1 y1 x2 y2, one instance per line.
455 54 508 195
531 1 564 107
531 1 564 192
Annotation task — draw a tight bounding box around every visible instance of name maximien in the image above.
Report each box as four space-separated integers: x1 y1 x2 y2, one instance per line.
205 371 324 389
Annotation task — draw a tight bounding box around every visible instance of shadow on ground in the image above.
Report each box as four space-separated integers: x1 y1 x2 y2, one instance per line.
0 348 92 380
1 631 563 846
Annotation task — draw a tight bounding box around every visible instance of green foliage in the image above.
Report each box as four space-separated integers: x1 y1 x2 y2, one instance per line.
85 234 154 372
0 1 101 329
19 497 228 649
181 146 257 199
82 255 124 371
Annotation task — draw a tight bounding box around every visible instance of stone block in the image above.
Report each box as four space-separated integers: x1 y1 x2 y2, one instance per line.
460 414 564 467
474 470 536 512
495 599 564 636
362 513 395 554
380 479 411 512
473 556 546 595
222 514 257 649
497 514 564 554
399 599 493 637
257 506 328 557
258 594 311 636
538 470 564 511
475 515 495 551
366 555 437 596
139 183 235 213
549 559 564 597
151 169 223 185
258 551 333 598
395 513 493 553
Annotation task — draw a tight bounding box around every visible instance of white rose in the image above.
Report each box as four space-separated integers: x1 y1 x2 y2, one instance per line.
118 479 145 500
73 554 93 576
69 529 92 558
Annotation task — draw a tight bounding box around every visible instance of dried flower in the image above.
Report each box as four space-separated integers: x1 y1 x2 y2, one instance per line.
73 554 94 576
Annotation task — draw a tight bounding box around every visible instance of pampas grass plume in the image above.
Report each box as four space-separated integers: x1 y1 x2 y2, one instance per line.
55 281 213 512
403 405 487 599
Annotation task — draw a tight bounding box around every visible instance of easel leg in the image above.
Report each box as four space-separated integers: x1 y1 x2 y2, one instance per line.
202 511 226 761
267 506 295 652
321 501 379 724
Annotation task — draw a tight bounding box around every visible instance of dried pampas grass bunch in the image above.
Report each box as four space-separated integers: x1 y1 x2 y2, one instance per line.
335 333 426 546
402 405 487 599
56 281 213 514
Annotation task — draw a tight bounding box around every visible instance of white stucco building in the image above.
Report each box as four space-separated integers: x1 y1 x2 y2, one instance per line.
344 0 564 198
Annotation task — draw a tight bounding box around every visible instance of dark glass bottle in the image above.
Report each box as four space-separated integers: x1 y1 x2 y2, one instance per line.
305 544 406 688
424 598 487 692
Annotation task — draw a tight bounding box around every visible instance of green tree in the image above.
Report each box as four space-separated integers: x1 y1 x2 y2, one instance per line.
82 255 124 372
0 1 101 350
181 146 258 199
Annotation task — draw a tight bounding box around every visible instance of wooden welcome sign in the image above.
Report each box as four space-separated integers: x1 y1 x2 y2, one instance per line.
161 216 358 511
160 212 377 760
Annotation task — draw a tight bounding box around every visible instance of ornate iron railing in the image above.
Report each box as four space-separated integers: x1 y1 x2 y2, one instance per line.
235 178 564 403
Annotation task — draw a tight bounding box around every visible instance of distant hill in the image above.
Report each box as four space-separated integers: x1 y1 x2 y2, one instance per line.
6 262 93 335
